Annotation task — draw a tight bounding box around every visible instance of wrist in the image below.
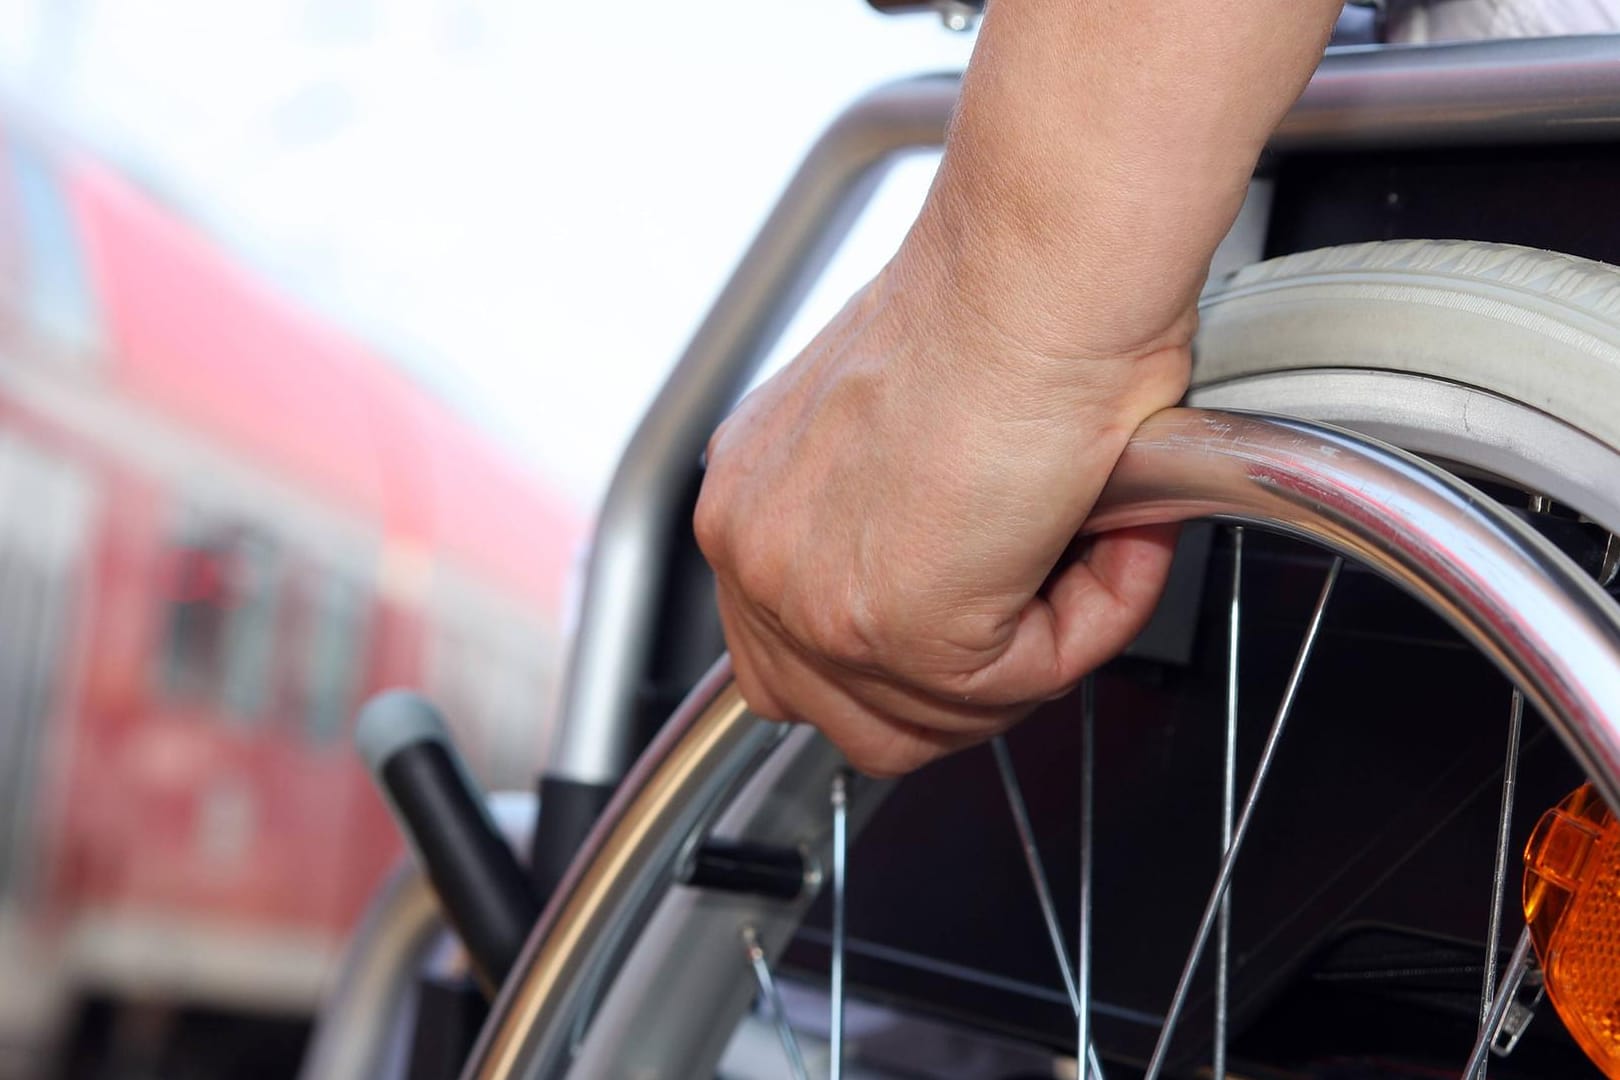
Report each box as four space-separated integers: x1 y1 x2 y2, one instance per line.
890 187 1201 364
873 241 1192 422
894 0 1338 367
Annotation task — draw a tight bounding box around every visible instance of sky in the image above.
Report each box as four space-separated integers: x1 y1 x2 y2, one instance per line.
0 0 976 507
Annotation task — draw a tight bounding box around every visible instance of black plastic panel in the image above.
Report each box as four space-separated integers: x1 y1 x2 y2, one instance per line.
1265 141 1620 264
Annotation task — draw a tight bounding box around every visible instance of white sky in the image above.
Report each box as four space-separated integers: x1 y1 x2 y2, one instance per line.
0 0 974 508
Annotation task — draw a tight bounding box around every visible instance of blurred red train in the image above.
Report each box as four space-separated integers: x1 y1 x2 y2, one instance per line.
0 110 581 1068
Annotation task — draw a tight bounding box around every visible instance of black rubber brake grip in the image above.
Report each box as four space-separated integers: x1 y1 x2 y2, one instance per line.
530 774 618 905
357 690 541 993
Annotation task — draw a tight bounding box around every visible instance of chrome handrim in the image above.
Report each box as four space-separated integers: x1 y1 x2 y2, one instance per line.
470 408 1620 1079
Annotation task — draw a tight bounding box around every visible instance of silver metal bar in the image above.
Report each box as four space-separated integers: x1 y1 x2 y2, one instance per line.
1142 559 1342 1080
1215 528 1243 1080
1079 677 1099 1080
991 737 1082 1011
547 34 1620 792
1277 36 1620 150
1465 928 1535 1080
831 771 849 1080
1477 688 1525 1079
742 925 811 1080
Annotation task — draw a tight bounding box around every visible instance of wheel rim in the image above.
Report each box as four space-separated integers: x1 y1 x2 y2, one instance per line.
467 408 1620 1079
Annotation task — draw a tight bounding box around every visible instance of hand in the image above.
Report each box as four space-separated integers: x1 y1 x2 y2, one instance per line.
694 257 1188 777
694 0 1338 777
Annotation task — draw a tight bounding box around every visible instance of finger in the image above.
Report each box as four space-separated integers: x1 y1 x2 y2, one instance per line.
716 583 792 722
720 584 987 776
952 523 1180 702
826 663 1021 737
725 574 1020 735
1047 522 1181 681
770 655 987 778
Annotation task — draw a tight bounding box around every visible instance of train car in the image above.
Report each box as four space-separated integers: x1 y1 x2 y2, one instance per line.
0 110 581 1071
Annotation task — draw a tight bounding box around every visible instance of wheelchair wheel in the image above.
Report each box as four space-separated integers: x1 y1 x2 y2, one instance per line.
470 240 1620 1079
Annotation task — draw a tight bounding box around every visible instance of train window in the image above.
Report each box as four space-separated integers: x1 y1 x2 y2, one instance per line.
163 517 281 723
302 573 366 744
8 136 98 354
220 533 279 719
165 541 229 699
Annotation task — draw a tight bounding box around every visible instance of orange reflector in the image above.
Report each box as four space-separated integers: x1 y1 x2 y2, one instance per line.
1524 783 1620 1077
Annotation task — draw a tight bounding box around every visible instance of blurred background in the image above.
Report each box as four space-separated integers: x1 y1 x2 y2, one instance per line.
0 2 970 1075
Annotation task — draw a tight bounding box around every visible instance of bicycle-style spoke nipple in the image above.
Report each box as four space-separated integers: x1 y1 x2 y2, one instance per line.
742 923 811 1080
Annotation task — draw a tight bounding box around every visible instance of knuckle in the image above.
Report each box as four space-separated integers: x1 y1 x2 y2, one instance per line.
692 486 727 564
799 587 886 669
844 752 904 781
704 410 740 471
730 533 785 609
729 656 787 723
920 664 980 700
841 733 936 780
702 422 725 470
935 659 1065 709
929 664 1018 706
907 614 1033 703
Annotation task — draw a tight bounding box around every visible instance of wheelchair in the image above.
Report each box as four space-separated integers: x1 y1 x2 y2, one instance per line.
305 18 1620 1080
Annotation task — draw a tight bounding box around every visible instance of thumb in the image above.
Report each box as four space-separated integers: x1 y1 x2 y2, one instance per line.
952 523 1181 704
1046 523 1181 685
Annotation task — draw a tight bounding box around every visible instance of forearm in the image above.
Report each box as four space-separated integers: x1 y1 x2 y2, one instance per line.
898 0 1343 365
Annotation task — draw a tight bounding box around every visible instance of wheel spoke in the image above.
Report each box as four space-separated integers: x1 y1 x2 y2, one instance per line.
991 736 1082 1010
990 729 1106 1078
1080 676 1101 1080
1142 558 1342 1080
1215 527 1243 1080
1477 687 1525 1079
830 771 848 1080
742 925 810 1080
1465 927 1534 1080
